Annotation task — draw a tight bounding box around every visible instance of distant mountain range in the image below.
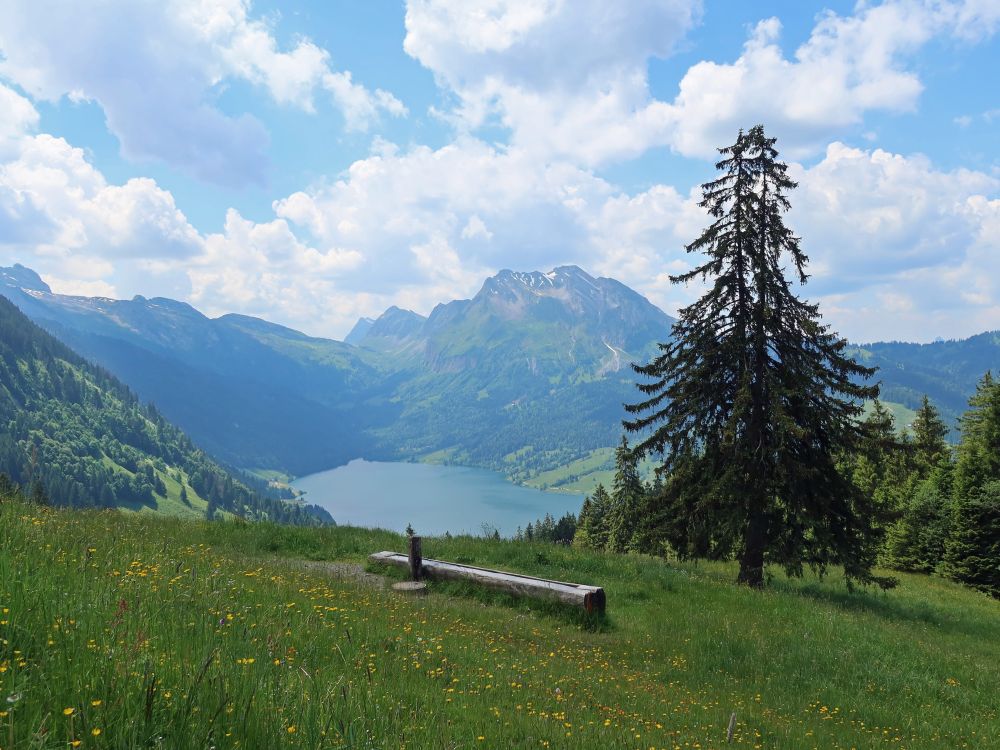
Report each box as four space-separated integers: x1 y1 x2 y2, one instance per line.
2 263 997 492
0 293 331 523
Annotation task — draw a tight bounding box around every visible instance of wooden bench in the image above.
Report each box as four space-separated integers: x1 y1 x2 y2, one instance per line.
369 550 606 614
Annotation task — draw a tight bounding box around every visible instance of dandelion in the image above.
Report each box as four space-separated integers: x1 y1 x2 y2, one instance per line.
287 726 297 734
63 707 75 716
92 728 102 736
91 700 102 707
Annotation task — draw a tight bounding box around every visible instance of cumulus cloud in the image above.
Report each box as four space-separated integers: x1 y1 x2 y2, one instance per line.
404 0 998 164
273 138 614 304
0 134 202 260
787 143 1000 341
404 0 699 165
0 84 39 159
665 1 989 158
0 0 405 184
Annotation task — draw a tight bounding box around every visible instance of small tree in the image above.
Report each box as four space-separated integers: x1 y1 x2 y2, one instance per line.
885 479 952 573
954 372 1000 500
911 395 951 477
586 484 612 550
606 437 644 553
625 125 887 588
942 480 1000 597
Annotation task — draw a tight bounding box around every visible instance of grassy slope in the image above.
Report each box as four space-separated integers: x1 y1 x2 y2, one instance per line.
1 500 997 750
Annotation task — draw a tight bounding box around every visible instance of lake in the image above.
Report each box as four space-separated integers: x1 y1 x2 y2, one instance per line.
292 459 585 537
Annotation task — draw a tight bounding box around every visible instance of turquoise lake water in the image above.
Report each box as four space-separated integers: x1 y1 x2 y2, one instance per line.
292 459 585 537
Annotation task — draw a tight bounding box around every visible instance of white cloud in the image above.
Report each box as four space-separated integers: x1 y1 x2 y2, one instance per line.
404 0 700 165
665 0 1000 158
0 84 39 159
405 0 997 164
787 143 1000 341
0 135 202 259
273 138 614 309
0 0 405 184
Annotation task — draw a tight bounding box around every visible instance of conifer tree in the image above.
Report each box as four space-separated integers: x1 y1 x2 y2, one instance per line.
606 437 644 553
885 480 952 573
588 484 612 550
573 496 595 548
953 372 1000 500
625 125 886 588
911 395 951 477
942 481 1000 597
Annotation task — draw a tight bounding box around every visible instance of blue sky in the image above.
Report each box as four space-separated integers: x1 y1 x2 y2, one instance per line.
0 0 997 342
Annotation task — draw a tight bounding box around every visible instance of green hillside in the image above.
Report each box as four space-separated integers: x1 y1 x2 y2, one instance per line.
1 495 997 749
0 296 329 524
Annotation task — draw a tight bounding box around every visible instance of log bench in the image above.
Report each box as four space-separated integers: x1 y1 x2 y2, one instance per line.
368 550 606 614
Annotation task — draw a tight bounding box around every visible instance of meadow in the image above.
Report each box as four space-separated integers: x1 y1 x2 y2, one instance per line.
1 497 997 749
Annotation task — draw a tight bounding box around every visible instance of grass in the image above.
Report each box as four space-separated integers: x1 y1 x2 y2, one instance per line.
1 498 998 749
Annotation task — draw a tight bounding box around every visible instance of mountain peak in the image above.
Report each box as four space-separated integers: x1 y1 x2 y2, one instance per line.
354 306 427 351
0 263 51 293
344 316 375 345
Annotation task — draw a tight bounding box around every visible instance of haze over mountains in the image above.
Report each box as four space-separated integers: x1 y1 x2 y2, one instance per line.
0 293 330 522
2 263 998 490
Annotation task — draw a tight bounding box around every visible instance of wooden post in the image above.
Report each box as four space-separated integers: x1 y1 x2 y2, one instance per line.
408 535 422 581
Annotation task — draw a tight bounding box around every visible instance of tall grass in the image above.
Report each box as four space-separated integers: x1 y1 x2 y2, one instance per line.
1 498 997 748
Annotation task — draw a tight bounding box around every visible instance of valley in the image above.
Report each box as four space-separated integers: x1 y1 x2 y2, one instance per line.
3 262 996 503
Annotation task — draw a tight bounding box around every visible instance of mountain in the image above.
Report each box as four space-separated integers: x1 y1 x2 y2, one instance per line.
2 263 998 490
347 266 677 477
356 306 427 355
0 295 331 523
0 277 391 474
355 266 672 371
343 316 375 345
849 332 1000 433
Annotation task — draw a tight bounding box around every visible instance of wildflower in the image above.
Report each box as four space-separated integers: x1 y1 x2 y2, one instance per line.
91 700 102 707
92 728 102 736
63 707 75 716
287 725 297 734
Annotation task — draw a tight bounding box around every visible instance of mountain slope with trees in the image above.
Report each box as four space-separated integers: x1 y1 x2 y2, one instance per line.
0 295 330 524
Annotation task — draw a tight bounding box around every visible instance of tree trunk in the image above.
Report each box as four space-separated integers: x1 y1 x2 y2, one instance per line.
737 510 767 588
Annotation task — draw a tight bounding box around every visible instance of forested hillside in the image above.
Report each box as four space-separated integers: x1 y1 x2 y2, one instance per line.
850 333 1000 431
0 296 330 524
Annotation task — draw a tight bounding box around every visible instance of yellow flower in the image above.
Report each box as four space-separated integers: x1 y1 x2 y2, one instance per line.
92 728 102 736
63 707 75 716
91 700 102 707
287 725 297 734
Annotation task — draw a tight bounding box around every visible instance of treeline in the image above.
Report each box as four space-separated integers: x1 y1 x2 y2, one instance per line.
530 378 999 599
0 296 330 525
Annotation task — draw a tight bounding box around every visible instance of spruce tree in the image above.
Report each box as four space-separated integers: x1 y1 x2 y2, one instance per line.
588 484 612 550
606 437 644 553
954 372 1000 500
942 481 1000 597
625 125 886 588
573 496 595 548
885 479 952 573
911 395 950 477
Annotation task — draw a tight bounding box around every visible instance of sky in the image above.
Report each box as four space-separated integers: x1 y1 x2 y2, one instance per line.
0 0 997 344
